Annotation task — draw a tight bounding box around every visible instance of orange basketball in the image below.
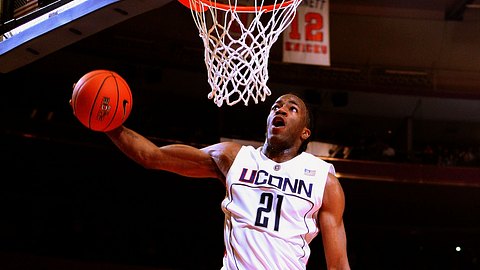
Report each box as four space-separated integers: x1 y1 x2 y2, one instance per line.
71 70 133 132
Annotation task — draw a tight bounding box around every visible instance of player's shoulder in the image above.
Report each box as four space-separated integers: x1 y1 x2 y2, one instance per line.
202 141 242 155
221 141 244 151
300 151 336 175
301 151 331 164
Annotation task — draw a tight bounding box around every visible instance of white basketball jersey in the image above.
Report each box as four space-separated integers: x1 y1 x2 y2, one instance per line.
221 145 335 270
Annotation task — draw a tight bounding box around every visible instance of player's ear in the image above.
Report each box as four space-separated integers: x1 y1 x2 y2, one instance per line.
301 128 311 140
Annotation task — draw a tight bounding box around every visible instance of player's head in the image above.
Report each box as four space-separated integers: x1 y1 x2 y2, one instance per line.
267 93 312 154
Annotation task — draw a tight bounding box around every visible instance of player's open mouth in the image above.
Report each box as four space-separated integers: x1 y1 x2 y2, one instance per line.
272 117 285 127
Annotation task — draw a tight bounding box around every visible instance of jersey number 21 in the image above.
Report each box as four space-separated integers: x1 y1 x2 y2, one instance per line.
255 192 284 231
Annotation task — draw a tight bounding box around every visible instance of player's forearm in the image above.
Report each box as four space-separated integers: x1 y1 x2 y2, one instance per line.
106 126 220 178
105 125 160 168
323 226 350 270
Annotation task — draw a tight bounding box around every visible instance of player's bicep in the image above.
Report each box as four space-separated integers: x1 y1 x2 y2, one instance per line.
147 144 221 178
318 174 349 268
320 173 346 223
201 142 242 180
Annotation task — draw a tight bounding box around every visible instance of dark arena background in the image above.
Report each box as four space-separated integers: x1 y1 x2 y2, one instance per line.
1 0 480 269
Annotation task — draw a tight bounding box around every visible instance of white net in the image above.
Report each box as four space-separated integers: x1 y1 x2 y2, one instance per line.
186 0 303 107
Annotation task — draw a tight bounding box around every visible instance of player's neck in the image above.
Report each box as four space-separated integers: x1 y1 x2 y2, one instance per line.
262 143 299 163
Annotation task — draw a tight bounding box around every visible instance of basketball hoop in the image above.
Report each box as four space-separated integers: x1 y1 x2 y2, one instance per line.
178 0 303 107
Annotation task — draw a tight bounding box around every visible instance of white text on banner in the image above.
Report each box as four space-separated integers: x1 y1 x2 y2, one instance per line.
282 0 330 66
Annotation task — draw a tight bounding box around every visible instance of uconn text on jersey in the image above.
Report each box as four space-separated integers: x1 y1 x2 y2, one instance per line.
238 168 313 198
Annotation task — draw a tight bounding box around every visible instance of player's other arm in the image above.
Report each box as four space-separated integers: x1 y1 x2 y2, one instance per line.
106 125 238 181
318 173 351 270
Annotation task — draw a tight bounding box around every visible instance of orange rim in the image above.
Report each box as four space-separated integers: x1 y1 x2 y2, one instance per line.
178 0 297 12
178 0 208 12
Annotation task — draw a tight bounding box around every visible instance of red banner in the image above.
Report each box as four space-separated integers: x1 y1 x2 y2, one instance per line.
283 0 330 66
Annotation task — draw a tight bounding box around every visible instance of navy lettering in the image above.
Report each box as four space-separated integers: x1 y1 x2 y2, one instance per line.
239 168 256 183
298 180 313 198
254 170 269 185
282 178 298 194
268 175 283 189
238 168 314 198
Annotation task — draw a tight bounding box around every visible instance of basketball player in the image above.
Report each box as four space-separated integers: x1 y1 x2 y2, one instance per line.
102 93 350 269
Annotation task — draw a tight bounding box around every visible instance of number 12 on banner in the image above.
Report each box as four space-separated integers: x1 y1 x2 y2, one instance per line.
282 0 330 66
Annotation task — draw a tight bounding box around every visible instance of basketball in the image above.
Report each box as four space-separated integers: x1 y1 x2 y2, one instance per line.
71 70 133 132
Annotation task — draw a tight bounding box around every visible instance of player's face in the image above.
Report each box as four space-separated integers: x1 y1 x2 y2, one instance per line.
266 94 310 146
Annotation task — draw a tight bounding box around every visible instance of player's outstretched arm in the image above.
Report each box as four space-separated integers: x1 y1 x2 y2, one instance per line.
106 125 236 180
318 173 351 270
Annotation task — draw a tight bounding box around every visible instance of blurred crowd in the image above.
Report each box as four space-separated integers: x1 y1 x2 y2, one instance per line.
329 139 479 168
